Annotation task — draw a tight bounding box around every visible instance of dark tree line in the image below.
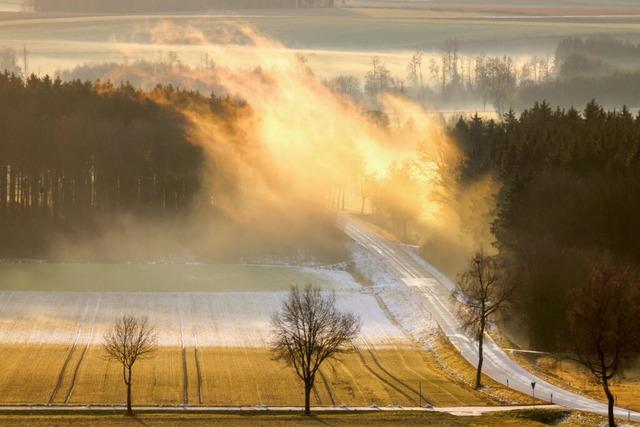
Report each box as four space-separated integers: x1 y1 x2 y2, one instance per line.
452 101 640 349
517 36 640 110
556 35 640 70
0 73 209 257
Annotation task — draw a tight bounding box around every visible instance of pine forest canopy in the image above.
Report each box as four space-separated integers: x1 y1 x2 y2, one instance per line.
453 102 640 349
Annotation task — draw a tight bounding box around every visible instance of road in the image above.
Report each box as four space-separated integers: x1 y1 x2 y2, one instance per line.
0 404 561 416
341 215 640 423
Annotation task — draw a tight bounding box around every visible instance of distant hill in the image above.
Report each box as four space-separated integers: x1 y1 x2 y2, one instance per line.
30 0 335 13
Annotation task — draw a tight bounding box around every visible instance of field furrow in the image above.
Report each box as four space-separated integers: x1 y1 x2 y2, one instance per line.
0 266 491 408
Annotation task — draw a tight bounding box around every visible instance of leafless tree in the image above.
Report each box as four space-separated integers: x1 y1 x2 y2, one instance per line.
359 172 377 215
0 47 20 75
271 285 360 415
103 315 158 416
407 51 423 93
455 251 512 389
564 258 640 427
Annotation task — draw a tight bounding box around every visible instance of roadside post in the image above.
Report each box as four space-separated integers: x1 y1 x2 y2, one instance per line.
531 382 536 404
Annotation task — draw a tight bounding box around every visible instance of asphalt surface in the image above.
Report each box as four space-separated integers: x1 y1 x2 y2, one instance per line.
341 215 640 423
0 404 561 416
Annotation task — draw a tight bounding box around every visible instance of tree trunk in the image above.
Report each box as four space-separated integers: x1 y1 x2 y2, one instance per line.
603 375 616 427
126 368 133 416
475 322 485 389
304 382 312 415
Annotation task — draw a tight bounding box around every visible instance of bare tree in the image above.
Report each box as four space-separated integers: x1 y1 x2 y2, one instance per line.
455 251 512 389
474 56 517 114
359 172 377 215
271 285 360 415
407 51 423 93
564 258 640 427
0 47 20 75
104 315 158 416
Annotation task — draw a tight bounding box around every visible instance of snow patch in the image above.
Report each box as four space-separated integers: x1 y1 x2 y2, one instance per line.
350 244 439 348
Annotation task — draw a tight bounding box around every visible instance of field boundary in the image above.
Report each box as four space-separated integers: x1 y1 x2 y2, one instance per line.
0 404 561 416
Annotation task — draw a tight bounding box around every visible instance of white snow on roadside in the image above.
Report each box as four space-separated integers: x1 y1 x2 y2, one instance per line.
401 244 457 293
350 243 439 348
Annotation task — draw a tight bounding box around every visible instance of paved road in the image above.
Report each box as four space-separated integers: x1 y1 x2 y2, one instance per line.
0 404 561 416
341 216 640 423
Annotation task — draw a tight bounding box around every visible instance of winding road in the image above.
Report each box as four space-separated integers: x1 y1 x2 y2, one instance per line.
341 215 640 423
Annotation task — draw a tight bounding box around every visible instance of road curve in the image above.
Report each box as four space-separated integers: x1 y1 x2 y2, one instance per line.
341 215 640 423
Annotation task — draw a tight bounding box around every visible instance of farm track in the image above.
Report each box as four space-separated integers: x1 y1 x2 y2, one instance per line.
319 371 336 406
63 344 88 404
362 342 429 406
182 348 189 405
333 359 368 404
65 296 102 404
179 296 189 405
193 341 203 405
49 342 77 405
391 345 464 406
49 302 92 405
312 384 322 405
351 344 418 406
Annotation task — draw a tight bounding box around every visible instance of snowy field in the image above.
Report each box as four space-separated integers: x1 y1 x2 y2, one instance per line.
0 239 445 350
0 263 412 347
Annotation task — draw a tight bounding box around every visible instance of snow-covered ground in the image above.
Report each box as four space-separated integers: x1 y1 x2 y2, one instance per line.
0 264 409 347
351 244 439 347
342 215 640 422
0 240 445 350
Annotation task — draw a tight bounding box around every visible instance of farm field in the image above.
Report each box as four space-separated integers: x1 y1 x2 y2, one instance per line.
0 263 500 408
0 263 355 292
0 345 490 407
2 8 640 79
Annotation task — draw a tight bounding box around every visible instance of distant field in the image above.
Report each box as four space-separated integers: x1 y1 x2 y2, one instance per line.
0 263 355 292
1 8 640 79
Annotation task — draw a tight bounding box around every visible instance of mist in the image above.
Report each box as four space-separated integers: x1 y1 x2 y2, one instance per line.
26 23 498 270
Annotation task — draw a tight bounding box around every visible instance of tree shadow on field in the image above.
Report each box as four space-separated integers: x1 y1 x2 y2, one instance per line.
304 414 333 425
130 414 150 426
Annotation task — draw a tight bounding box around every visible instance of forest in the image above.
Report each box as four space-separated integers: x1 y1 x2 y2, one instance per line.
1 70 638 350
452 102 640 349
0 73 208 257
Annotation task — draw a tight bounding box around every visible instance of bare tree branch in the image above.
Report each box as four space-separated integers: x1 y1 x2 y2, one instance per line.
454 250 513 389
564 256 640 427
103 314 157 416
271 284 360 415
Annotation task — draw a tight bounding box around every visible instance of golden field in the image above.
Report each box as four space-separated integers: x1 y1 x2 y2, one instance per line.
0 344 492 408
